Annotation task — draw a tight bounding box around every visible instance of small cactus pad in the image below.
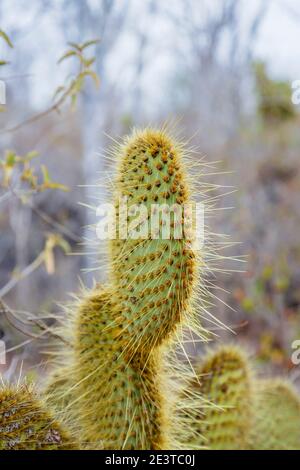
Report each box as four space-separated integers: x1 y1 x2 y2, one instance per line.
179 345 253 450
250 379 300 450
72 286 163 449
0 383 76 450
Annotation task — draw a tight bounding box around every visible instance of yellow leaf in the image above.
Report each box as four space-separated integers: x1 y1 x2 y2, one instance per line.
41 164 50 183
5 150 16 167
25 150 39 161
58 49 78 64
44 237 55 275
44 249 55 275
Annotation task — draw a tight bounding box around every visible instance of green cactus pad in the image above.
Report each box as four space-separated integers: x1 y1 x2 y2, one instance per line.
109 128 199 360
71 286 163 449
178 345 253 450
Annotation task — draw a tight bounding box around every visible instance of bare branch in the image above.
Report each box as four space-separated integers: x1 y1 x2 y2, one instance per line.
0 252 45 298
8 185 81 243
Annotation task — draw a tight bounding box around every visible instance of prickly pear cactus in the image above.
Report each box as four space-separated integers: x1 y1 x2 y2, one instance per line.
72 286 162 449
11 128 300 452
0 383 76 450
177 345 253 450
45 128 201 450
249 379 300 450
109 128 198 361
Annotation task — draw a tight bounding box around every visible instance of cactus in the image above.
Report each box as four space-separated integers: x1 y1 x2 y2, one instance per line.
249 379 300 450
8 127 300 451
45 128 202 449
177 345 253 450
0 383 76 450
109 128 199 360
71 286 163 449
45 367 74 412
177 346 300 450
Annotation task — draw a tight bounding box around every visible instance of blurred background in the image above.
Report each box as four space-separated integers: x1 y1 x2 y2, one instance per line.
0 0 300 385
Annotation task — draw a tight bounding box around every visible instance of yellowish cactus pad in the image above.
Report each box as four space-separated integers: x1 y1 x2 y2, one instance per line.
0 383 76 450
177 345 253 450
250 379 300 450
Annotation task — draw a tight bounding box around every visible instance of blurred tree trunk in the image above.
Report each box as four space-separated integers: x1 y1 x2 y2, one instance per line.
164 0 269 147
59 0 129 281
1 0 52 308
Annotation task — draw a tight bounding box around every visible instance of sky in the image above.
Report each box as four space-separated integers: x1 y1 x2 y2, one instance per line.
1 0 300 111
253 0 300 80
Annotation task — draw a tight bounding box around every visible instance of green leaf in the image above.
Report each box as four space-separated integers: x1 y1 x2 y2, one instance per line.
72 76 84 94
5 150 16 167
241 297 255 313
67 41 82 52
57 237 71 254
71 93 77 109
83 57 96 67
0 60 9 66
45 181 70 192
0 30 13 48
41 164 50 183
58 50 78 64
81 38 100 50
261 265 273 281
25 150 39 161
40 165 69 192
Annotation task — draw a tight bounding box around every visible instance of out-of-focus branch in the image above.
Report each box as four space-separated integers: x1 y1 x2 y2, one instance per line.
0 84 76 134
9 185 81 243
0 39 100 134
0 252 45 298
0 299 70 346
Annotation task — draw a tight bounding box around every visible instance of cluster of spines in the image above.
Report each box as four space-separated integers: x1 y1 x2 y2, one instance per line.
0 383 76 450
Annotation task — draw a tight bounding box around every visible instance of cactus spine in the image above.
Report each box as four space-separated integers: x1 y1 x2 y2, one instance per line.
46 128 201 449
0 383 76 450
